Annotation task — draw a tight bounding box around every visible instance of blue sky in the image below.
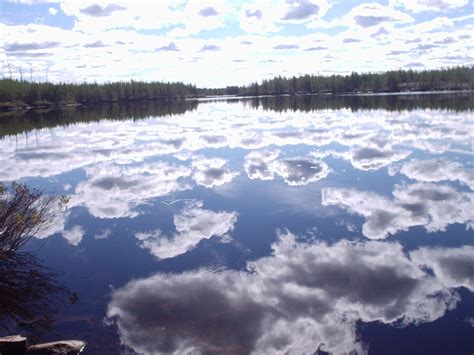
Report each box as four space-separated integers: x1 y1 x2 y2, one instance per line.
0 0 472 87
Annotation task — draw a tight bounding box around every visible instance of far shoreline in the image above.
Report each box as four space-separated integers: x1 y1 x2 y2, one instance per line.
2 89 473 113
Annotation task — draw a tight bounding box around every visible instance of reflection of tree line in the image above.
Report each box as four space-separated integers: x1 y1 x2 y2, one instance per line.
238 92 474 112
0 100 199 138
0 92 472 138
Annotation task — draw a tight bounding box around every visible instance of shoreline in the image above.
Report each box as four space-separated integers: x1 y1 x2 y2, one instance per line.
2 89 473 112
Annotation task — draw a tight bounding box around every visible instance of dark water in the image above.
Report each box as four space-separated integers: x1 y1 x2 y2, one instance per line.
1 93 473 354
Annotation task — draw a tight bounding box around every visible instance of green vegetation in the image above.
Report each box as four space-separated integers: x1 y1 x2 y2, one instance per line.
0 79 198 110
0 66 473 110
210 66 474 96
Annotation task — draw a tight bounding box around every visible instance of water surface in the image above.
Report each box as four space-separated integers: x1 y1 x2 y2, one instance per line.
1 93 473 354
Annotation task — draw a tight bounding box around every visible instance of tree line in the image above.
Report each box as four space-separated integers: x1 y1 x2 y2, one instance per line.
214 66 474 96
0 79 198 109
1 66 472 110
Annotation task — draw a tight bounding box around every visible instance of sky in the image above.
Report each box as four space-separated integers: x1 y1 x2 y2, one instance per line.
0 0 473 87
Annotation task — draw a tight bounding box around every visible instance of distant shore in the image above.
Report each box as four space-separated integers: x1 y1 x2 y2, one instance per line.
1 66 472 112
2 89 473 112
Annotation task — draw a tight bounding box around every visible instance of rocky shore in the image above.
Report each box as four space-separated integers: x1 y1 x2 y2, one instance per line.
0 335 85 354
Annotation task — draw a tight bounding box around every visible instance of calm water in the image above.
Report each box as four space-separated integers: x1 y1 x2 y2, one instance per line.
1 93 473 354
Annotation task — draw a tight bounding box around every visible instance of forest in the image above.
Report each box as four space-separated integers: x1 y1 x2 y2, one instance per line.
210 66 474 96
0 79 198 109
0 66 472 110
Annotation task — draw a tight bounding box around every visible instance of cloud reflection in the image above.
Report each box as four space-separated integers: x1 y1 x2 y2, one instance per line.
72 161 192 218
107 231 472 354
322 183 474 239
399 158 474 190
134 201 238 259
1 103 472 184
244 150 331 186
191 157 239 188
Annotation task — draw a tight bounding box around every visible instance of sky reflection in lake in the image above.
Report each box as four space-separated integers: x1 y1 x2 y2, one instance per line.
0 94 473 354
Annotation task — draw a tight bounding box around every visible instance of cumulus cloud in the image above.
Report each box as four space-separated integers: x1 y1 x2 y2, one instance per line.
35 206 84 246
134 201 238 259
83 40 107 48
356 15 394 27
199 44 221 52
245 9 262 19
324 145 411 171
8 52 53 58
198 6 219 17
199 134 227 147
342 3 414 29
62 225 85 246
390 0 469 13
191 157 238 188
5 41 60 52
405 62 425 68
411 246 474 291
244 150 331 186
282 0 320 20
95 228 112 240
239 2 280 33
244 150 280 181
107 231 468 354
304 46 327 51
1 0 471 85
79 3 126 17
322 183 474 239
155 42 179 52
72 161 192 219
343 38 362 43
273 43 300 50
273 157 331 186
399 158 474 190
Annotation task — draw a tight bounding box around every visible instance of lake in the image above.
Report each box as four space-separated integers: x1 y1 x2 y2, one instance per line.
1 93 473 354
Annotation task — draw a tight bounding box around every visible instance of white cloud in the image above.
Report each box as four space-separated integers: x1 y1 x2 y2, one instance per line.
94 228 112 240
272 157 331 186
107 231 468 354
399 158 474 190
244 150 280 180
332 145 411 171
244 150 331 185
339 2 414 29
62 225 85 246
322 183 474 239
191 156 238 188
72 161 192 219
48 7 58 15
411 245 474 290
239 2 281 33
1 104 471 184
1 0 472 85
135 200 238 259
34 203 84 246
390 0 469 13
